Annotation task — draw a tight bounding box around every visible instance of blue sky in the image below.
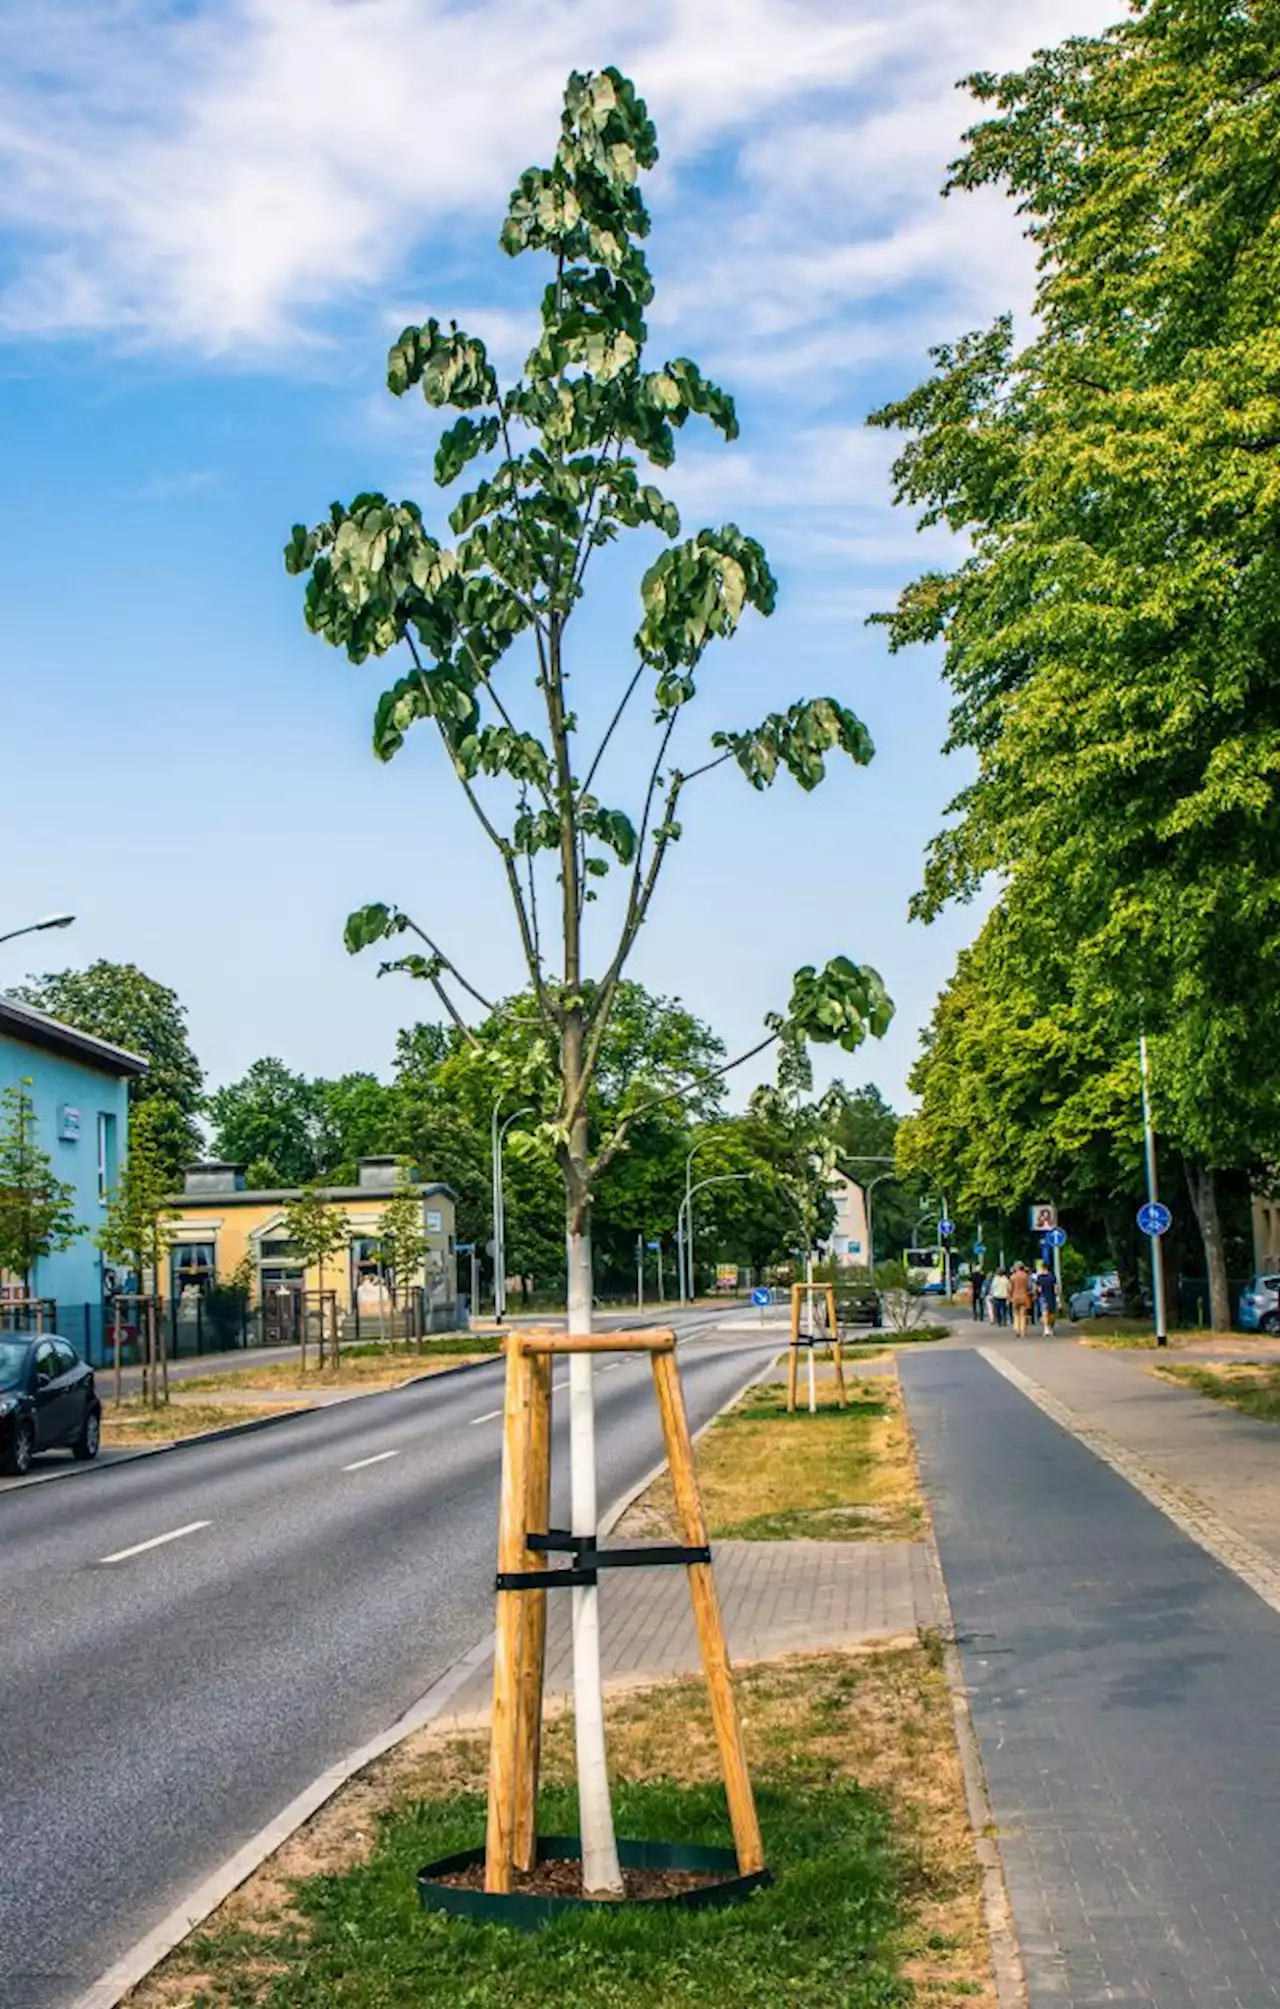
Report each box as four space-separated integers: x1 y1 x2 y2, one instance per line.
0 0 1116 1110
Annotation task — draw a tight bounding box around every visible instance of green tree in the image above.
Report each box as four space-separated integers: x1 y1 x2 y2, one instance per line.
207 1059 323 1186
286 66 891 1888
0 1079 81 1300
281 1185 351 1369
13 962 204 1174
95 1101 178 1404
872 1 1280 1327
376 1179 432 1336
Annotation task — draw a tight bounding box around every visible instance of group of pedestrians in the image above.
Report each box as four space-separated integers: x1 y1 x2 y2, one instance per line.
970 1261 1058 1336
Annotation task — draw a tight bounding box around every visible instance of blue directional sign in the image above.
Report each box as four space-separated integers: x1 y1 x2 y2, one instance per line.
972 1243 986 1258
937 1218 955 1239
1045 1227 1068 1250
1138 1201 1172 1237
751 1286 771 1308
646 1239 661 1251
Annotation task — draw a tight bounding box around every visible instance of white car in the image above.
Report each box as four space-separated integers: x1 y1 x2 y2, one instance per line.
1067 1273 1124 1321
1238 1276 1280 1334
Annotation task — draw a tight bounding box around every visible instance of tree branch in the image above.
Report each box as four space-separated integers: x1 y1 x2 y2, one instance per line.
577 663 644 806
677 748 734 786
398 916 500 1018
589 1032 781 1181
437 725 556 1026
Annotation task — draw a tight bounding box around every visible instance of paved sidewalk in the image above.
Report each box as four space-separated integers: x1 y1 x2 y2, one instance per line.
985 1338 1280 1564
902 1346 1280 2007
443 1538 937 1719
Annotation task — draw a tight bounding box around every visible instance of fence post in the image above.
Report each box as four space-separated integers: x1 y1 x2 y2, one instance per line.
197 1294 205 1355
83 1302 92 1364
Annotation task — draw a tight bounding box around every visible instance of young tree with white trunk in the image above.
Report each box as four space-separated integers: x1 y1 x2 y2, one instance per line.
287 65 891 1894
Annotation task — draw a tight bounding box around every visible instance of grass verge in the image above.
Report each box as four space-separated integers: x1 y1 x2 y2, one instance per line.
101 1398 308 1445
179 1340 500 1397
1153 1360 1280 1422
619 1373 925 1543
133 1647 992 2009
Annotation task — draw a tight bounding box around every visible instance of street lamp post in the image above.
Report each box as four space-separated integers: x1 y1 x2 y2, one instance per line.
677 1173 750 1304
1139 1030 1169 1348
680 1132 722 1303
490 1101 532 1322
0 913 74 949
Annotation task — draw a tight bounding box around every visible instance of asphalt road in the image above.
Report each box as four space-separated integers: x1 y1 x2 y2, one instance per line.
0 1308 774 2009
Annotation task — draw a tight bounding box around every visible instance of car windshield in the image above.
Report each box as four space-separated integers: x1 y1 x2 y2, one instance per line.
0 1340 32 1391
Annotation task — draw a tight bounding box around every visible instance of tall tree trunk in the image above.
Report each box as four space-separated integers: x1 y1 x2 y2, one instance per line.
1184 1156 1231 1332
563 1020 623 1897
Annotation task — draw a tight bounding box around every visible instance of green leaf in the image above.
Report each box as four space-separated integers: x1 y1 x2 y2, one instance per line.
712 699 874 792
344 904 409 954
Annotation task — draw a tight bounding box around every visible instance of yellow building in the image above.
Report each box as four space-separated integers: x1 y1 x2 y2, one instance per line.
166 1157 459 1334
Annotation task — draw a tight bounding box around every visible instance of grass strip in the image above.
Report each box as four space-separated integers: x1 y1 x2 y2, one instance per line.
621 1374 925 1544
140 1649 992 2009
179 1341 500 1397
1154 1360 1280 1422
101 1398 308 1445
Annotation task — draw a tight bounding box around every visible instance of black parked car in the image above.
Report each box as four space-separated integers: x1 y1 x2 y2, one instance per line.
0 1334 101 1476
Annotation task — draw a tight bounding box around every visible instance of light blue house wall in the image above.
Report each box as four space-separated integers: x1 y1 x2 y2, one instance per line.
0 997 145 1316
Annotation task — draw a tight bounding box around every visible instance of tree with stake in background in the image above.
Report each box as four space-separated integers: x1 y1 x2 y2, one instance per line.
286 65 892 1896
0 1078 81 1311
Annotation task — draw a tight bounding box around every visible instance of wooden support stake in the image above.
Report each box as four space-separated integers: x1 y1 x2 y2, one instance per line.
651 1348 765 1875
521 1331 674 1355
831 1337 847 1408
484 1334 534 1892
513 1349 552 1872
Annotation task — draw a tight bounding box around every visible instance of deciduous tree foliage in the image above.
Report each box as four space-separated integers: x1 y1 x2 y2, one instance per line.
286 66 891 1885
873 0 1280 1326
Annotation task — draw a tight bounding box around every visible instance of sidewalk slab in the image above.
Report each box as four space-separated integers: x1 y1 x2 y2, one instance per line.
987 1338 1280 1565
444 1538 937 1719
902 1346 1280 2008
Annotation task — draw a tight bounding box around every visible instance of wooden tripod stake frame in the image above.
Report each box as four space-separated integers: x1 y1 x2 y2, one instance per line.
786 1282 847 1414
484 1327 764 1894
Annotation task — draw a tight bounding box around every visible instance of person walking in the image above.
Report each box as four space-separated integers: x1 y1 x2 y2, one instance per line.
989 1267 1011 1327
970 1267 987 1321
1035 1260 1058 1336
1010 1262 1032 1337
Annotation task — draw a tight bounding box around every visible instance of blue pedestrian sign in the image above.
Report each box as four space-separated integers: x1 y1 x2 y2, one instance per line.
1044 1227 1068 1250
751 1286 771 1308
938 1218 955 1239
1138 1201 1172 1237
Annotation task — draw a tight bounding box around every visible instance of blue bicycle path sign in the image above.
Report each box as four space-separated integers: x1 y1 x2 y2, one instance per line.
1138 1201 1172 1237
937 1218 955 1239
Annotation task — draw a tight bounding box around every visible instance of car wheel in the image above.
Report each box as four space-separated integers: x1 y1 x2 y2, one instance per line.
1262 1314 1280 1336
1 1419 34 1477
72 1406 101 1461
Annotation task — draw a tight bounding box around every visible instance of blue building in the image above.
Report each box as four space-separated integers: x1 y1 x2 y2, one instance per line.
0 996 146 1333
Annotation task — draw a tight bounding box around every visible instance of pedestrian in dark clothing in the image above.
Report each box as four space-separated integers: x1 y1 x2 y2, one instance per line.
971 1268 986 1321
1034 1262 1058 1335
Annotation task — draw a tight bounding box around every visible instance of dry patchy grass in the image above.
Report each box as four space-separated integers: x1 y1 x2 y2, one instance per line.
1153 1359 1280 1422
179 1345 496 1398
619 1371 926 1544
100 1398 308 1446
131 1647 992 2009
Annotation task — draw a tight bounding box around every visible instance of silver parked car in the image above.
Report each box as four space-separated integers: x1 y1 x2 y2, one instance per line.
1238 1276 1280 1334
1067 1272 1124 1321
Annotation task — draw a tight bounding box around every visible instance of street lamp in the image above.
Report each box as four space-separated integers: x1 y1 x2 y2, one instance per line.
490 1100 533 1322
0 913 75 948
680 1132 723 1303
677 1172 750 1302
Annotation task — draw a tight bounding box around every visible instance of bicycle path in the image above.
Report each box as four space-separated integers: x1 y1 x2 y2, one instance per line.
901 1345 1280 2006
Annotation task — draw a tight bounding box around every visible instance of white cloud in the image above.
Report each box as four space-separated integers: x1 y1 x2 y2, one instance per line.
0 0 1120 356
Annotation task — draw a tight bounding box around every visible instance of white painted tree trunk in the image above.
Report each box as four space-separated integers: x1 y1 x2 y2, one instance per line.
566 1221 623 1895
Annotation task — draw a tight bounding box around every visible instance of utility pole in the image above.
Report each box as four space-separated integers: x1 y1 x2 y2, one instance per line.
491 1102 532 1323
636 1233 644 1312
1139 1031 1169 1348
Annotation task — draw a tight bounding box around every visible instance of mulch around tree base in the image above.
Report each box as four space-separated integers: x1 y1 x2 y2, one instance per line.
436 1859 718 1900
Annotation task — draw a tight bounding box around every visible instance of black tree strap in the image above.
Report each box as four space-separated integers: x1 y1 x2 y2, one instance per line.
495 1528 711 1593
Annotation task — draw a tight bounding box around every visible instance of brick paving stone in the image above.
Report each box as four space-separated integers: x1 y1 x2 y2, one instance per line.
444 1537 935 1717
900 1347 1280 2008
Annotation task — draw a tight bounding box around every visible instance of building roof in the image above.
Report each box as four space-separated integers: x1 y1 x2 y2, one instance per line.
169 1182 457 1208
0 995 149 1079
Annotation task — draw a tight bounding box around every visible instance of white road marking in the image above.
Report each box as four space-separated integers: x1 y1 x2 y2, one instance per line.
342 1450 400 1472
469 1407 503 1425
100 1521 211 1565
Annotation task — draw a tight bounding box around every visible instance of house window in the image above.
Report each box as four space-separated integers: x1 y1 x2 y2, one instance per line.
172 1242 216 1298
97 1112 117 1202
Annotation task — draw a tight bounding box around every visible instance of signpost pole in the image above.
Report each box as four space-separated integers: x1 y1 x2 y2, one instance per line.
1139 1031 1169 1348
942 1194 952 1299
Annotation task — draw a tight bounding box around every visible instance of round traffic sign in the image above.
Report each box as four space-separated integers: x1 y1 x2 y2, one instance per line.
1138 1201 1172 1237
938 1218 955 1239
972 1243 986 1258
1044 1227 1068 1249
751 1286 771 1307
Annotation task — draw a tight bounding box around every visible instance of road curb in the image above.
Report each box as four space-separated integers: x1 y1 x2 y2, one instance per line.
0 1351 505 1496
68 1325 776 2009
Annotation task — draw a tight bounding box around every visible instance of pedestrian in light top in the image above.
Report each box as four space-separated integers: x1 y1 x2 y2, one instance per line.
1009 1263 1032 1336
989 1267 1011 1326
1035 1261 1058 1336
